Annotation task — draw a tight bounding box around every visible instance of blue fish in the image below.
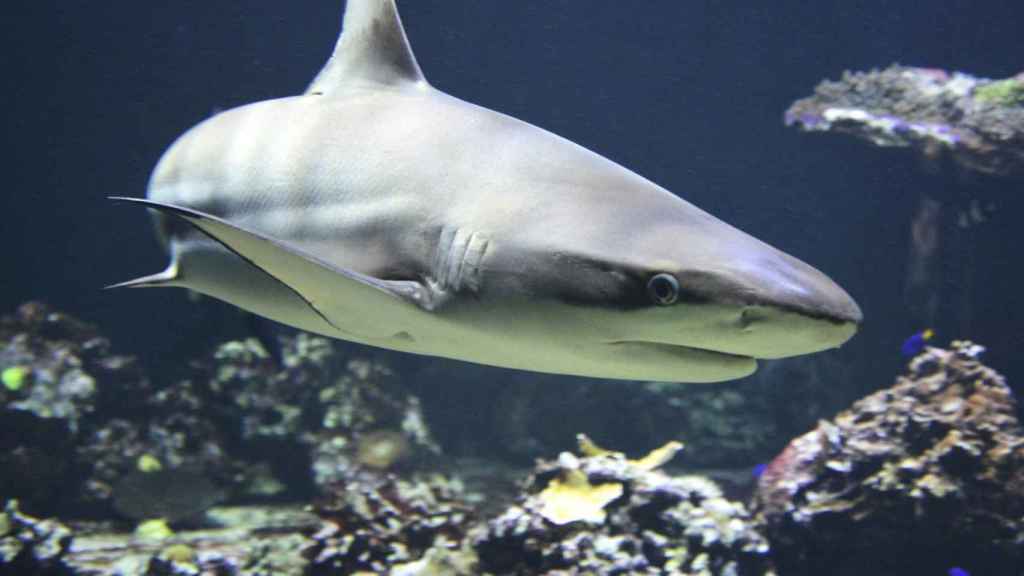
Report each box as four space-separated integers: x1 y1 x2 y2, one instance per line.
948 567 970 576
901 329 934 358
752 463 768 478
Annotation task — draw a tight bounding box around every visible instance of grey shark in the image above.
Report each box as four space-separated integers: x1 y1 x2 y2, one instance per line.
113 0 861 382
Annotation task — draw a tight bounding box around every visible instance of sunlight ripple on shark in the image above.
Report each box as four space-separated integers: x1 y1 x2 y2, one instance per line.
112 0 862 382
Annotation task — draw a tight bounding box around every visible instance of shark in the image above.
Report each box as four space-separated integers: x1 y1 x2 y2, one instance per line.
113 0 862 382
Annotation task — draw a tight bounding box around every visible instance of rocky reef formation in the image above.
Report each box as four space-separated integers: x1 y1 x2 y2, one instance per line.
473 435 775 575
3 439 770 575
786 65 1024 177
752 341 1024 576
305 474 477 575
0 302 254 520
200 333 440 494
0 301 166 516
0 302 438 525
8 301 1024 575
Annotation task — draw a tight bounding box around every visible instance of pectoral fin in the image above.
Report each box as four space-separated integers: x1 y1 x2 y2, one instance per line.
105 265 180 290
109 197 439 337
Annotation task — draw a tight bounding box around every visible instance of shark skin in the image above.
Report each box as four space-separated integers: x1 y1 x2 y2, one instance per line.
114 0 862 383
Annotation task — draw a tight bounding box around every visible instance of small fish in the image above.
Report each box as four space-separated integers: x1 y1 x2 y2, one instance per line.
752 463 768 478
901 329 934 358
948 567 970 576
112 469 225 523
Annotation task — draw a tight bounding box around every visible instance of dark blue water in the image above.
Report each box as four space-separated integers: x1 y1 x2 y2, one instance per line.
6 2 1023 411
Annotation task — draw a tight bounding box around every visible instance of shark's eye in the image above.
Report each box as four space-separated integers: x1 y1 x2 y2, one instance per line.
646 273 679 306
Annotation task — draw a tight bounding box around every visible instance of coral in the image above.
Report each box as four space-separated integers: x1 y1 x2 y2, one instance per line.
473 436 774 575
537 465 624 525
786 65 1024 177
752 341 1024 576
305 474 477 575
0 500 73 574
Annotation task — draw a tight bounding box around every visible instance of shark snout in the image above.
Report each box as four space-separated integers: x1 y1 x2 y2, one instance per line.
715 249 861 359
753 250 862 325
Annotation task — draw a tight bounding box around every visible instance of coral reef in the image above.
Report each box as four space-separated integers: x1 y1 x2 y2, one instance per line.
473 436 774 575
200 333 440 491
305 474 477 575
752 341 1024 576
307 354 440 489
786 65 1024 177
1 302 108 432
18 300 1023 575
1 301 441 531
74 375 242 513
0 302 154 516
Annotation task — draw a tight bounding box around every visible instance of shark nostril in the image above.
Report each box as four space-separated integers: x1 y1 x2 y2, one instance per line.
739 307 767 331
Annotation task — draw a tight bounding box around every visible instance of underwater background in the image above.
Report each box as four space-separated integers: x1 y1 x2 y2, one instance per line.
3 1 1024 575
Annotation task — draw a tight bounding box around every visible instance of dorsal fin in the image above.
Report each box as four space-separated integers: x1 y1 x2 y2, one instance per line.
306 0 426 95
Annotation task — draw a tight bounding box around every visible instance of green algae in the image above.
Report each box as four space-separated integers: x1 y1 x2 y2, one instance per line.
975 78 1024 106
2 366 29 392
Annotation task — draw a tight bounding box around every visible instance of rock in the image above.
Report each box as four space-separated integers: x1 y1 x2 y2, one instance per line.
752 341 1024 576
786 65 1024 178
473 436 774 575
305 474 477 575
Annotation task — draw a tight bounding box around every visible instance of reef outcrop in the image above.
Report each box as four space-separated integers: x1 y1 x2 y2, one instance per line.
1 302 440 526
786 65 1024 178
0 301 160 516
9 301 1024 576
305 474 477 575
474 435 775 575
752 341 1024 576
200 333 440 492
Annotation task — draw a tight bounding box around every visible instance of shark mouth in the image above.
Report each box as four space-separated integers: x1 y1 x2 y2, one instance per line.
610 340 754 362
604 340 758 382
